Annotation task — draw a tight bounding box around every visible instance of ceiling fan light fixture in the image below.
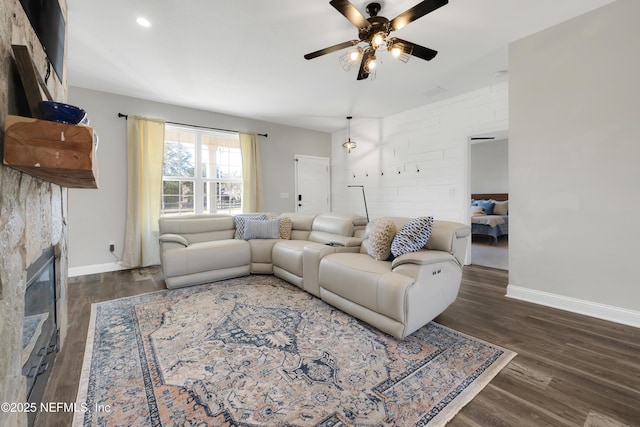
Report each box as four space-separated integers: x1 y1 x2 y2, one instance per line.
371 32 386 49
365 55 377 72
388 42 411 63
304 0 448 81
339 47 363 71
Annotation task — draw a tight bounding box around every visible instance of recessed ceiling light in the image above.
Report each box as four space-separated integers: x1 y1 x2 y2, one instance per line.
136 17 152 28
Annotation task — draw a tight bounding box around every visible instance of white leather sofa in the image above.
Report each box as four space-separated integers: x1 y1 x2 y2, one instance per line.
158 214 250 289
272 212 365 296
319 217 470 339
158 213 469 339
158 212 366 289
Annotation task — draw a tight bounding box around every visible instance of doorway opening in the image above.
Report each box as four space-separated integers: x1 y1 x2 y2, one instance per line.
468 131 509 270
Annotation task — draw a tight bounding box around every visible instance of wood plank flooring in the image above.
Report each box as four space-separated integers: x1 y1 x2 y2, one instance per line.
36 265 640 427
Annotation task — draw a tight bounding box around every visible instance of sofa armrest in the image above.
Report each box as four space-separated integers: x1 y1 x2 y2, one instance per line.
159 233 189 247
391 250 458 269
328 236 362 248
303 245 337 297
426 221 470 266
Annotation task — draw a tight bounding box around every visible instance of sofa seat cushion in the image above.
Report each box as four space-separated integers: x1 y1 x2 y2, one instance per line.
249 239 279 264
249 238 278 274
163 239 250 278
319 253 415 323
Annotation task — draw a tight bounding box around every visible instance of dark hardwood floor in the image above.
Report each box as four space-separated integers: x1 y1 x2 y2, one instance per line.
37 265 640 426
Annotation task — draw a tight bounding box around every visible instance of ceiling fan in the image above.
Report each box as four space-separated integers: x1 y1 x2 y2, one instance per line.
304 0 448 80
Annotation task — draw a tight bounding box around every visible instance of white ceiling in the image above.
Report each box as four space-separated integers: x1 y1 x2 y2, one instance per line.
66 0 614 133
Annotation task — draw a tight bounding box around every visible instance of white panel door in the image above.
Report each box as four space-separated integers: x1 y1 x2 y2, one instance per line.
294 155 330 213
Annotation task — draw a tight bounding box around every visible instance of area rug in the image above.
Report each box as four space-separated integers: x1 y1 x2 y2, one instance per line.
73 275 516 426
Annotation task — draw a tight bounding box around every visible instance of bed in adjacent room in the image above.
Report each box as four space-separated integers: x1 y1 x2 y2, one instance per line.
471 193 508 244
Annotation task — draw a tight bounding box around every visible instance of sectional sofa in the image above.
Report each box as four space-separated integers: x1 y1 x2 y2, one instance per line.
158 212 470 339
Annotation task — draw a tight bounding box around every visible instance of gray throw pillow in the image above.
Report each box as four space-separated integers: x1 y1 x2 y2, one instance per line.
234 214 267 239
243 218 281 240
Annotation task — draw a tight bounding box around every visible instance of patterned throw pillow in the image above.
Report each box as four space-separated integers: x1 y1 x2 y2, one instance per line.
365 218 396 261
243 218 281 240
279 216 293 240
391 216 434 257
234 214 267 239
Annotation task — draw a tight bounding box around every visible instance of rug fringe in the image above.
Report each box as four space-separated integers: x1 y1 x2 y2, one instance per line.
72 302 99 427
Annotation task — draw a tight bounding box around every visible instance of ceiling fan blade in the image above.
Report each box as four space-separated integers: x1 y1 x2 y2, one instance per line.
304 40 360 60
329 0 372 31
390 0 448 31
357 49 375 80
389 37 438 61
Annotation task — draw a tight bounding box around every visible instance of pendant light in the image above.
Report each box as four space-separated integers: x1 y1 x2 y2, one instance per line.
342 116 356 153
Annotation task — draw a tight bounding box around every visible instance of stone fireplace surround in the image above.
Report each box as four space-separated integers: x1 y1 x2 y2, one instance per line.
1 1 69 426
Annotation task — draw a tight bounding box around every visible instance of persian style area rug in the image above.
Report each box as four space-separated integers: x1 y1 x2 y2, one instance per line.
73 275 516 426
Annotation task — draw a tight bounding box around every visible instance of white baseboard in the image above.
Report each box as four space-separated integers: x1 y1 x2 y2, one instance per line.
506 284 640 329
68 262 124 278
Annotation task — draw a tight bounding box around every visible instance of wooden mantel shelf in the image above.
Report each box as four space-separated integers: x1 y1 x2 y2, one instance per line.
3 115 99 189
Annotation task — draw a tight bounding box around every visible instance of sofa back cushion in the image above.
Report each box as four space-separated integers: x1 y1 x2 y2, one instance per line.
307 212 367 244
313 213 356 235
159 215 235 244
280 212 317 240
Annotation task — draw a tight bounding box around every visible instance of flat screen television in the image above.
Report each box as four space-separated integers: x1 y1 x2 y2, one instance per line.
19 0 66 81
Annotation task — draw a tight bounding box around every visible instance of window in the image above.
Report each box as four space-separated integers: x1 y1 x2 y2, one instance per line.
162 125 242 216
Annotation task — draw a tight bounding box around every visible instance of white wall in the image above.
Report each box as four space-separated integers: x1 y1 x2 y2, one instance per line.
67 87 330 274
508 0 640 325
331 83 508 222
470 139 508 194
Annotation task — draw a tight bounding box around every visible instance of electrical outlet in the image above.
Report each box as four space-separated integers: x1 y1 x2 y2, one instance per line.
109 241 115 252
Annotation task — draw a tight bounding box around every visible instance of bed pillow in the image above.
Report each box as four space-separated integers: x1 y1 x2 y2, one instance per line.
364 218 396 261
234 214 267 239
471 205 486 216
243 218 281 240
391 216 434 257
492 200 509 216
474 200 495 215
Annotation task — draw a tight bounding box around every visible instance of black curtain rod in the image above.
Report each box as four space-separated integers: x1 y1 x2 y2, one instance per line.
117 113 267 138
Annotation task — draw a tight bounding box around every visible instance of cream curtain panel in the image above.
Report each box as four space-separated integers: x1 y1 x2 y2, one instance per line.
239 131 263 212
122 116 166 268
